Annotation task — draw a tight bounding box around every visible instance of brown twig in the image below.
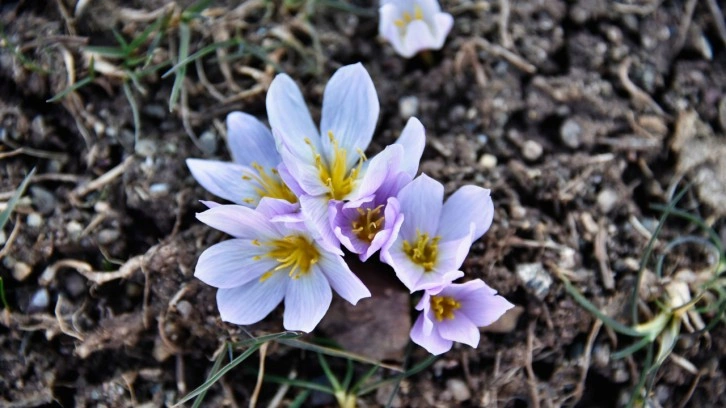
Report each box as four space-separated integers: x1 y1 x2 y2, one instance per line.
595 221 615 290
498 0 513 49
617 58 667 117
39 255 144 286
55 295 84 341
0 215 22 261
525 322 541 408
570 320 602 404
472 37 537 74
70 156 134 203
249 342 269 408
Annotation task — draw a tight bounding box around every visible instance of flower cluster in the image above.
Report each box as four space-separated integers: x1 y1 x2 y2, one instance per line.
188 63 512 354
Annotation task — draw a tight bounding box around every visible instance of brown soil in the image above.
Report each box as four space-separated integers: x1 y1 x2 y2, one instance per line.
1 0 726 407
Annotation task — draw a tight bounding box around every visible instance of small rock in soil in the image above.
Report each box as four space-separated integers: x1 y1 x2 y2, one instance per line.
12 261 33 281
30 186 56 215
516 263 552 299
597 189 619 213
135 139 157 158
176 300 193 319
522 140 543 161
399 96 419 119
64 273 86 298
26 212 43 229
446 378 471 402
27 288 49 313
478 153 497 169
199 130 217 155
560 118 582 148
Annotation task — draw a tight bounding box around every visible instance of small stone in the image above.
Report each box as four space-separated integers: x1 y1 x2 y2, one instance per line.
30 186 56 215
176 300 193 319
97 229 120 245
12 261 33 281
26 212 43 228
66 220 83 238
478 154 497 169
446 379 471 402
522 140 543 161
516 263 552 299
64 274 86 297
135 139 157 158
149 183 170 195
199 131 217 155
28 288 49 313
597 189 618 213
399 96 419 119
560 119 582 148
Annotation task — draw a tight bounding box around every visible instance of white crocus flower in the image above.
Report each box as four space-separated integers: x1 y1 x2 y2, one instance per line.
379 0 454 58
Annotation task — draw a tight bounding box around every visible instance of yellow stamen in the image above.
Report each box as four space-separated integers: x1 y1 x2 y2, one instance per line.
394 6 424 29
350 205 385 243
430 295 461 321
241 162 298 205
257 235 320 282
308 131 365 200
402 231 440 272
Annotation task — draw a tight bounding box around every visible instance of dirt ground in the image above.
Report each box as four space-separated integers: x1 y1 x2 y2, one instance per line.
1 0 726 407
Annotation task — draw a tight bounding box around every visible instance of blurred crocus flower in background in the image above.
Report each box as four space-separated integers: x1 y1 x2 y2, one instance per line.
379 0 454 58
410 280 514 355
186 112 301 212
194 199 370 332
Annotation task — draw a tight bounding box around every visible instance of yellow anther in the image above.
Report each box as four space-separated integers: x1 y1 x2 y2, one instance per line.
252 239 261 246
430 295 461 321
307 131 365 200
241 163 298 205
351 205 385 243
402 11 412 22
414 5 423 20
402 231 441 272
257 234 320 282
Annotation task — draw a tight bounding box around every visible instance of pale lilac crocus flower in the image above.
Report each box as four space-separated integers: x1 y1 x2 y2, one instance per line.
379 0 454 58
186 112 301 211
329 117 425 261
194 198 371 332
267 63 404 252
381 174 494 292
410 279 514 355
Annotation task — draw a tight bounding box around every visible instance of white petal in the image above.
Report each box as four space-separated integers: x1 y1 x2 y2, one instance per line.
383 238 425 292
267 74 321 158
438 186 494 243
437 313 480 348
318 251 371 305
394 117 426 178
187 159 258 206
277 134 329 197
432 12 454 49
226 112 279 169
299 195 343 255
432 236 472 275
412 270 464 292
410 312 453 355
320 63 379 169
216 272 287 325
379 4 411 58
283 266 332 332
196 204 278 240
403 19 438 55
348 144 403 201
396 174 443 240
195 239 275 288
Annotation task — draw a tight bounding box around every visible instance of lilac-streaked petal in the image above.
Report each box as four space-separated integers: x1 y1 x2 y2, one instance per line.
438 185 494 243
410 312 453 355
457 286 514 327
361 196 402 262
195 239 274 288
216 271 287 325
403 20 438 55
196 205 278 240
320 63 379 169
418 0 442 16
256 197 300 219
437 312 480 348
394 117 426 178
348 143 403 201
266 73 320 158
317 251 371 304
277 138 329 197
379 4 410 57
396 174 443 239
432 236 472 276
283 266 332 332
413 270 464 292
200 200 221 208
382 239 423 291
299 195 343 255
187 159 257 206
226 112 279 168
277 162 306 197
432 12 454 48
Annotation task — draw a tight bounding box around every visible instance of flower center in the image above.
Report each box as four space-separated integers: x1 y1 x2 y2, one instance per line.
306 131 365 201
402 231 440 272
394 5 424 28
430 295 461 321
255 235 320 281
241 162 298 205
351 204 385 243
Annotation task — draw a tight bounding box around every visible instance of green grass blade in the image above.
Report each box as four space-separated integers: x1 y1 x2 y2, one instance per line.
278 338 402 372
162 38 240 79
85 45 127 58
168 22 191 111
649 204 723 253
631 184 691 323
112 29 129 50
357 355 437 396
127 15 164 52
611 336 652 360
191 344 228 408
288 390 311 408
626 341 654 408
229 331 301 348
317 353 341 391
559 275 645 337
0 277 8 310
341 359 354 391
46 76 94 102
349 364 380 396
122 81 141 147
260 373 335 394
183 0 213 19
0 167 35 230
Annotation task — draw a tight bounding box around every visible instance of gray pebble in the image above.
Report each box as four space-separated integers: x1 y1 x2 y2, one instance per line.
597 189 619 213
28 288 49 313
516 263 552 299
399 96 419 119
446 378 471 402
27 212 43 228
522 140 543 161
97 229 121 245
560 119 582 148
199 131 218 155
30 186 56 215
135 139 157 158
176 300 193 319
